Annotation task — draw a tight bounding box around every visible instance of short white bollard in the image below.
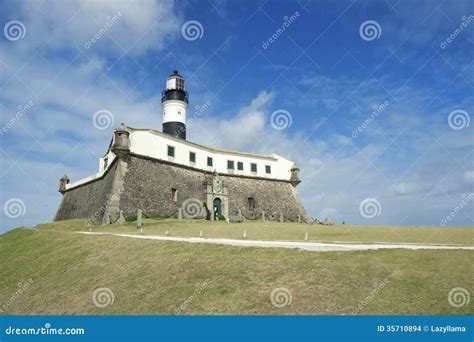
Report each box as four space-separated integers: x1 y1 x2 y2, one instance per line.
165 230 169 236
137 209 143 228
243 229 247 239
304 232 309 241
199 230 203 237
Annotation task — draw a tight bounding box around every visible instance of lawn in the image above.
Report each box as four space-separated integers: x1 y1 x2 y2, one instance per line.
38 218 474 246
0 221 473 315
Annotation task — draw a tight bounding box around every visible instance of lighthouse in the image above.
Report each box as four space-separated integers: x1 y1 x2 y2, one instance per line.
56 67 309 224
162 70 188 140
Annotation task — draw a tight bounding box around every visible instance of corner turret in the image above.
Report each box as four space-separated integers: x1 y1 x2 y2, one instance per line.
111 123 130 159
59 174 69 194
290 164 301 187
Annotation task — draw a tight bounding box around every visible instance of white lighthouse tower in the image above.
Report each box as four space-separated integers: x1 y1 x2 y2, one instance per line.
162 70 188 139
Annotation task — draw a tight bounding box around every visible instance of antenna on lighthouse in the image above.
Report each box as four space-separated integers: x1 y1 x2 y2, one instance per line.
162 70 188 139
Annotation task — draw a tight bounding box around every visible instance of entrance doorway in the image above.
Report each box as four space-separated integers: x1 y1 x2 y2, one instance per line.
213 198 222 218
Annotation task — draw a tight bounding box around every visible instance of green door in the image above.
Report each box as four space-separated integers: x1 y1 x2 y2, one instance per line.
213 198 222 218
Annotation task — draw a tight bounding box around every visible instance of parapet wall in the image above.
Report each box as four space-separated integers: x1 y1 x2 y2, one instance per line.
54 160 118 222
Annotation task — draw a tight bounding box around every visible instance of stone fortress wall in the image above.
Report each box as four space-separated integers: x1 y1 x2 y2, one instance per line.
54 160 119 221
119 155 308 221
54 123 309 224
54 153 308 223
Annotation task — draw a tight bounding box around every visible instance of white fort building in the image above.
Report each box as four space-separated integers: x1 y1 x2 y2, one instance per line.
55 71 308 223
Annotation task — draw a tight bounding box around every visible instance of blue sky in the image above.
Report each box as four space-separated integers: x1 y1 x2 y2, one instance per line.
0 0 473 233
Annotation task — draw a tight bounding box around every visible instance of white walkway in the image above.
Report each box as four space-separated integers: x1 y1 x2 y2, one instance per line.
77 232 474 252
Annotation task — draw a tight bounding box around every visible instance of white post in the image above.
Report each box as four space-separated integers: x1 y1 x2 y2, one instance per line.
199 230 203 237
243 229 247 239
137 209 142 228
304 232 308 241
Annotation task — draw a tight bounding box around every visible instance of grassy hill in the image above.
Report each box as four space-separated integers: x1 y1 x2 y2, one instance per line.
0 220 473 315
39 218 474 245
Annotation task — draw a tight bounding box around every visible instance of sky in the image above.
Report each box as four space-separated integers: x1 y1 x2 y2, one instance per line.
0 0 473 233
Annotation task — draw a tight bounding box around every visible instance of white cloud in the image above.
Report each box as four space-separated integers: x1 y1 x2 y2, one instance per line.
8 0 180 57
331 134 351 146
464 171 474 182
391 182 421 195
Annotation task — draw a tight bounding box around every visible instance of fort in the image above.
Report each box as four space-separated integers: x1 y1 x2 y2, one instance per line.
54 71 308 223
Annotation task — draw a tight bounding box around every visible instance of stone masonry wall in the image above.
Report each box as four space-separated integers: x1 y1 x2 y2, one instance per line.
224 176 308 221
119 155 308 221
119 155 207 217
54 154 308 222
54 160 118 221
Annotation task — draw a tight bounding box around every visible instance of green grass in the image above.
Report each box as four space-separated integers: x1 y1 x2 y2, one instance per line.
0 220 473 315
39 218 474 246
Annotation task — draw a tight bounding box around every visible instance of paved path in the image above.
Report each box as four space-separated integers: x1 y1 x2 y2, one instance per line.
78 232 474 252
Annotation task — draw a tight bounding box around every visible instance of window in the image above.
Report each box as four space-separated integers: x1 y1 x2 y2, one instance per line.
171 188 178 202
237 162 243 171
251 163 257 173
176 78 184 89
167 145 175 157
227 160 234 170
189 151 196 163
248 197 255 210
265 165 271 174
207 157 213 167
